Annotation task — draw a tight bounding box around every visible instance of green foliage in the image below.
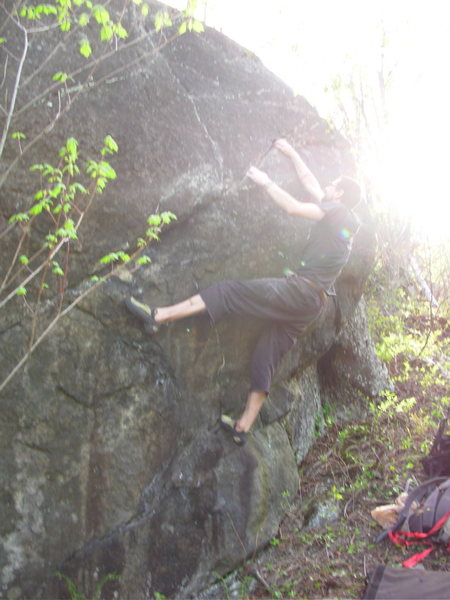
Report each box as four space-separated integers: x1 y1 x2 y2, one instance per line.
145 211 177 240
270 537 281 547
1 132 176 394
99 251 131 265
79 38 92 58
56 571 119 600
154 10 173 32
0 1 201 394
367 266 450 403
17 0 132 53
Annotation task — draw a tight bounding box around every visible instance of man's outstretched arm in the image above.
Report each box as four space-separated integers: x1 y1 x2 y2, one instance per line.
274 138 324 203
247 166 325 221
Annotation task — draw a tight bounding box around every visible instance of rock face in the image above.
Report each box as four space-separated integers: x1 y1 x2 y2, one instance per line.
0 2 385 598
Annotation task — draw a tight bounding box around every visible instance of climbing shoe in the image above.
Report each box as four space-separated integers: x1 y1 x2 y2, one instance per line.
220 414 247 446
124 296 161 334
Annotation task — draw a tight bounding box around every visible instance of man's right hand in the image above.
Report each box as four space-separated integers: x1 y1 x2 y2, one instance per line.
274 138 296 157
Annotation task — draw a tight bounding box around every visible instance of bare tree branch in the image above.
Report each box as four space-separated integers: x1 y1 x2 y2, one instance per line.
0 20 28 159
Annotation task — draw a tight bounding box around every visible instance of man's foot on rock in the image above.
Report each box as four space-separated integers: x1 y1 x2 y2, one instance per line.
124 296 161 334
220 414 247 446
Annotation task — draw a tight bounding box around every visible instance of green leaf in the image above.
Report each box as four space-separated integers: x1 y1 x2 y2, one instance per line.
113 23 128 39
52 261 64 276
11 131 26 140
161 211 177 223
154 12 164 32
16 286 27 296
9 213 29 223
93 5 110 25
49 183 66 198
100 24 113 41
154 10 172 32
60 20 71 32
136 256 151 265
146 229 160 240
29 203 44 216
141 4 149 17
20 7 35 19
133 0 143 5
102 135 118 155
66 137 78 160
178 21 187 35
99 251 130 264
78 12 90 26
39 4 58 16
55 573 83 600
147 214 162 226
69 183 88 195
86 160 98 176
97 570 119 593
44 165 59 177
192 19 204 33
79 39 92 58
0 38 6 44
56 218 78 240
184 0 199 17
98 161 117 179
19 255 29 265
45 234 58 247
52 72 68 82
99 252 118 264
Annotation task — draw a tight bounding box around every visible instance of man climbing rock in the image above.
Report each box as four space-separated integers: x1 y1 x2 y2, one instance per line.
125 139 361 445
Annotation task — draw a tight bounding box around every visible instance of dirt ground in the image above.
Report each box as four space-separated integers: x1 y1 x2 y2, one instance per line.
244 422 450 599
230 354 450 598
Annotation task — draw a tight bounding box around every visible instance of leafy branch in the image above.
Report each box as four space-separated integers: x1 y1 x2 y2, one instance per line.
0 135 176 394
0 0 204 190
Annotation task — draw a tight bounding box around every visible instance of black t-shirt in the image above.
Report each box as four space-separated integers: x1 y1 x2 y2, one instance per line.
296 201 360 293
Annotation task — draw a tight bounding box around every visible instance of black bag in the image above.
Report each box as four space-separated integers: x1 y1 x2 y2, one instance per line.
422 413 450 477
376 477 450 567
362 565 450 599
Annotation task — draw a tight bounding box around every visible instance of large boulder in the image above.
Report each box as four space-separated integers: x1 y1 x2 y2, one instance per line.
0 2 383 598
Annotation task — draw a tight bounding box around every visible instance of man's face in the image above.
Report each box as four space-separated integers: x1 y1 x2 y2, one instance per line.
324 178 343 201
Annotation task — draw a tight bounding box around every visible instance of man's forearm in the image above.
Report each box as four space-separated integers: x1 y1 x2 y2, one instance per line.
246 165 324 221
289 156 324 202
263 180 300 215
275 139 324 202
264 180 324 221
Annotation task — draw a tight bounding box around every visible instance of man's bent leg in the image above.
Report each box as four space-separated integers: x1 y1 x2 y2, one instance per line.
235 390 266 432
155 294 206 323
234 325 296 433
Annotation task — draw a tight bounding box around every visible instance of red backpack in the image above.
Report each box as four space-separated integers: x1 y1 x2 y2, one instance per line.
377 477 450 567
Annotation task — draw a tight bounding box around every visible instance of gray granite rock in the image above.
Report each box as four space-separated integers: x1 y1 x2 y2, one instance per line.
0 2 382 598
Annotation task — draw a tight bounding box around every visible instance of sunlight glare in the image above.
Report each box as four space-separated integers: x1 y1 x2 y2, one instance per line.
167 0 450 239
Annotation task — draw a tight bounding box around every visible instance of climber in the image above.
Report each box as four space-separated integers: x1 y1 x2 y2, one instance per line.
124 139 361 446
